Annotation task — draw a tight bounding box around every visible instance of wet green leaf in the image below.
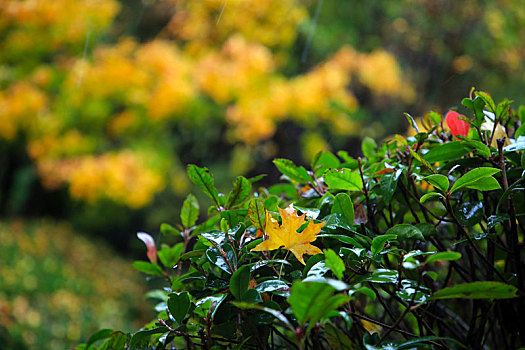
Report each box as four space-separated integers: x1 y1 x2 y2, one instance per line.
325 168 363 192
432 281 518 299
311 151 340 176
288 280 350 327
425 251 462 264
424 142 471 163
255 280 289 294
420 192 445 203
455 201 484 226
324 249 346 280
248 198 266 230
129 327 169 348
423 174 449 193
230 265 250 300
386 224 424 240
362 137 377 159
273 158 311 183
450 167 501 193
371 234 397 256
181 193 199 228
379 169 403 203
331 193 354 226
167 292 191 325
132 261 163 276
84 329 114 349
157 243 184 268
232 302 293 330
226 176 251 208
187 165 220 206
160 223 179 236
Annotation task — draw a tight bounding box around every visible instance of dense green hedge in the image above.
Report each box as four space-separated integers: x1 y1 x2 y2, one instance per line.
81 91 525 349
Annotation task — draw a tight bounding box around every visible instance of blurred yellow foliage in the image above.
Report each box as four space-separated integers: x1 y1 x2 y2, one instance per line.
0 0 414 207
0 0 119 54
36 151 166 208
0 82 46 140
168 0 306 56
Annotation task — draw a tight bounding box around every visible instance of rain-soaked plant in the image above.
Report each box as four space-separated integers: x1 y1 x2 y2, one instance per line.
80 90 525 349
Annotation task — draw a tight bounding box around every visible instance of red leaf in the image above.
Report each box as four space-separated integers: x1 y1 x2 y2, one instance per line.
137 232 157 264
445 111 470 139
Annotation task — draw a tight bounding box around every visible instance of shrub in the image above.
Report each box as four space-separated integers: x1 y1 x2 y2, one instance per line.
81 91 524 349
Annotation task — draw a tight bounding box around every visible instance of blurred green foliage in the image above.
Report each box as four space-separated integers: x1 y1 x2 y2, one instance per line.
0 220 150 349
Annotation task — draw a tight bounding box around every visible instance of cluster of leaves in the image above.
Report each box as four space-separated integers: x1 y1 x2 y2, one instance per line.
81 91 525 349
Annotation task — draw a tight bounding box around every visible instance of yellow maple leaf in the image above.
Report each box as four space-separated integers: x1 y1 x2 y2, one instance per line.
251 204 324 265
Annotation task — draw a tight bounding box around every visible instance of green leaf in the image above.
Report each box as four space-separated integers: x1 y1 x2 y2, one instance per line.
409 148 435 173
424 142 471 163
187 165 220 206
379 169 402 203
132 261 164 276
179 250 205 261
324 168 363 192
311 151 340 176
425 252 462 264
129 327 169 348
167 292 191 325
405 113 419 133
331 193 354 226
230 265 250 300
206 244 236 274
463 96 487 128
348 287 376 300
496 98 513 123
232 302 293 330
322 213 354 232
362 137 377 159
423 174 449 193
241 288 262 303
273 158 311 183
226 176 251 209
317 234 364 248
371 234 397 256
420 192 445 203
355 269 399 284
255 280 289 295
450 167 501 194
397 280 431 303
462 140 491 158
84 329 114 349
432 281 518 299
157 243 184 268
288 281 350 327
181 194 199 228
455 201 484 227
397 336 467 349
248 198 266 231
324 323 355 349
220 210 240 228
475 91 496 112
464 176 501 192
323 249 346 280
496 175 525 212
160 223 179 236
248 174 266 183
386 224 424 240
415 222 437 238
